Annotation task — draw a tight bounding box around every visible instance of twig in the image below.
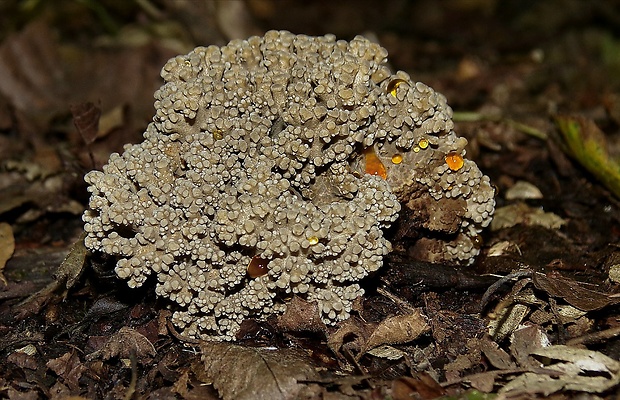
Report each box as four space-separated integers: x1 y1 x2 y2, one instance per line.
566 325 620 346
480 270 532 311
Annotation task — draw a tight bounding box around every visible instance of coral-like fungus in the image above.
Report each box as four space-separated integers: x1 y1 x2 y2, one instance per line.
83 31 495 340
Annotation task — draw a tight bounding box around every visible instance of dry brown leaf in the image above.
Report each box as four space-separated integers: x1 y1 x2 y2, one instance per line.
53 232 88 290
15 233 88 318
7 352 38 370
97 105 125 138
196 341 319 400
70 102 101 145
391 373 445 400
363 309 430 353
500 345 620 396
87 326 156 364
532 272 617 311
327 317 371 358
504 180 543 200
490 202 566 231
467 372 496 393
0 222 15 285
275 295 326 333
509 324 551 369
46 351 87 392
479 337 516 370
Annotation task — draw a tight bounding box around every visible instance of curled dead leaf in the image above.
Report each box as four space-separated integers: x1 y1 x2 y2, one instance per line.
196 341 319 400
363 309 430 354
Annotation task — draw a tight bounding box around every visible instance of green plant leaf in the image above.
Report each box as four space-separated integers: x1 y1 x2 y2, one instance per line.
555 115 620 198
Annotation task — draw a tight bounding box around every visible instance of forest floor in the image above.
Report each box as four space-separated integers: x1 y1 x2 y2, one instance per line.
1 1 620 399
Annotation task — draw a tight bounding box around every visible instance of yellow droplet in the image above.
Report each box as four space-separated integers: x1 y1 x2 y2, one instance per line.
308 236 319 245
391 154 403 164
247 256 269 278
213 130 224 140
363 147 387 179
419 138 429 149
445 152 464 171
387 78 407 97
413 147 420 153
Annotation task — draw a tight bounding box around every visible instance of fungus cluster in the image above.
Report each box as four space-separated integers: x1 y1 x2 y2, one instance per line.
83 31 495 340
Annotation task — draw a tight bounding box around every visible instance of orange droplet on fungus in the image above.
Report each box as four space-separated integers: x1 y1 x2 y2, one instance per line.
445 152 464 171
391 154 403 164
387 78 407 97
308 236 319 245
364 147 387 179
247 256 269 278
418 138 429 149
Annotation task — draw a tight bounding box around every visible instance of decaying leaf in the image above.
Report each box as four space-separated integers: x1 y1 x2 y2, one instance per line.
275 295 326 333
46 351 87 392
16 233 88 317
71 101 101 145
53 232 88 290
195 341 319 400
0 222 14 285
510 324 551 369
480 337 516 370
366 345 407 360
490 202 566 231
532 272 618 311
556 115 620 198
391 373 445 400
504 180 543 200
363 309 430 353
501 345 620 396
87 326 156 364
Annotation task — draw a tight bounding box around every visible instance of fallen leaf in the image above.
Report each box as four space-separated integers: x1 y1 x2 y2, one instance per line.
366 345 406 360
501 345 620 396
53 232 88 290
391 373 445 400
0 222 14 285
327 318 371 358
509 325 551 369
15 233 88 319
70 102 101 145
87 326 156 364
97 105 125 138
490 202 566 231
46 351 87 392
363 309 430 353
556 115 620 198
480 337 516 370
195 341 319 400
532 272 617 311
276 295 326 333
504 180 543 200
7 352 38 370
